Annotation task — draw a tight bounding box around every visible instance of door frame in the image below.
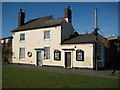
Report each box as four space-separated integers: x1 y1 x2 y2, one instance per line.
34 48 44 66
63 51 73 68
36 50 43 66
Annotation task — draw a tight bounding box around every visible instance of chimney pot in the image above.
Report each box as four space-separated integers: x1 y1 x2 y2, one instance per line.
68 6 70 9
20 9 22 12
64 6 72 23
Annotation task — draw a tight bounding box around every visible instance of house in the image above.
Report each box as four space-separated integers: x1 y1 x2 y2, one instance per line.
0 36 13 63
0 36 12 49
11 6 109 69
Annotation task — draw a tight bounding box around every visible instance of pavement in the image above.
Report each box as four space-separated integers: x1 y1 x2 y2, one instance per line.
2 64 120 79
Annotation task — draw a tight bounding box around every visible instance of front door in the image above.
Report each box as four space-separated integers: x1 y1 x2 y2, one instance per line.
37 51 42 66
65 52 71 68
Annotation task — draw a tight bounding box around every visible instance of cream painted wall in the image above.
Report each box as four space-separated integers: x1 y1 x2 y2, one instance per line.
12 19 75 67
12 26 64 66
0 40 4 43
12 20 95 68
61 44 94 68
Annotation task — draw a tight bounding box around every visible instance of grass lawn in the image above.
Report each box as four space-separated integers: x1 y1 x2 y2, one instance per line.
2 66 118 88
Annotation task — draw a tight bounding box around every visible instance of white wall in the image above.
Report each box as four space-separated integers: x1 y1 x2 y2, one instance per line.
0 40 4 43
62 44 94 68
12 26 64 66
12 19 75 66
12 20 95 68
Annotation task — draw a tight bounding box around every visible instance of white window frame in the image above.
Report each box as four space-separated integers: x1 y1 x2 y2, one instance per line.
44 30 50 40
20 33 25 41
19 48 25 60
44 47 50 60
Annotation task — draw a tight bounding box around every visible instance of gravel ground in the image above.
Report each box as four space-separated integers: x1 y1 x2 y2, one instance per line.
2 64 120 79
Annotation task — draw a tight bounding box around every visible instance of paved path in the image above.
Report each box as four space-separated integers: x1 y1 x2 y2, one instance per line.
3 64 119 79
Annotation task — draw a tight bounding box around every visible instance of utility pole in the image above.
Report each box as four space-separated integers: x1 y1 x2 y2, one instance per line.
94 8 99 70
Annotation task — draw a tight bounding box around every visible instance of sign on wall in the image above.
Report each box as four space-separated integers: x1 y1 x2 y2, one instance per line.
54 50 61 60
76 49 84 61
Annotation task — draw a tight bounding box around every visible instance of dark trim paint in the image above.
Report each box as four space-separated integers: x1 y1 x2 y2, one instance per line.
62 49 75 51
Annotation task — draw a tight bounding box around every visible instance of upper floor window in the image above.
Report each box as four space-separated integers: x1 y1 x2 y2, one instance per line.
20 33 25 41
44 47 50 60
44 30 50 39
76 49 84 61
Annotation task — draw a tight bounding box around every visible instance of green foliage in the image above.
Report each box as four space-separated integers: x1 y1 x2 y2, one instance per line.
2 67 118 88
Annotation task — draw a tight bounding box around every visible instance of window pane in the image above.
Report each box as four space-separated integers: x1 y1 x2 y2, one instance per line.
76 49 84 61
20 33 25 41
54 50 61 60
44 31 50 39
19 48 25 59
77 52 82 60
44 47 50 59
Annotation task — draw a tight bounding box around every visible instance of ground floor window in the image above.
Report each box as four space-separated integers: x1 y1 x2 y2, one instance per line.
44 47 50 60
76 49 84 61
19 48 25 59
54 50 61 60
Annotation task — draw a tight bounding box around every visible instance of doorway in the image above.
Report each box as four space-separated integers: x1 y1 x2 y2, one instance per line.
36 51 42 66
65 52 71 68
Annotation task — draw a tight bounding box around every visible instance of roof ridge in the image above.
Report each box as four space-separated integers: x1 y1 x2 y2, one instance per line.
11 16 65 32
45 17 65 22
90 31 108 39
78 33 91 36
24 15 53 25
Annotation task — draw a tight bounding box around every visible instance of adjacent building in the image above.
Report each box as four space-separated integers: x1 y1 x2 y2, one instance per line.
0 36 13 63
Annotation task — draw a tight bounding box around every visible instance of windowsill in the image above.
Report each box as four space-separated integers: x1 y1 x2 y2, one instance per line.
44 38 51 41
76 60 84 61
20 40 25 43
54 60 61 61
44 59 50 61
19 58 25 60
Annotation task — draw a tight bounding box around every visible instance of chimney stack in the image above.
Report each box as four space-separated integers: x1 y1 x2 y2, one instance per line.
64 6 72 23
18 9 25 27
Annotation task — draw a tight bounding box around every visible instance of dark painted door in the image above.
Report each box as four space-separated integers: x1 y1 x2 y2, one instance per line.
65 52 71 68
37 51 41 66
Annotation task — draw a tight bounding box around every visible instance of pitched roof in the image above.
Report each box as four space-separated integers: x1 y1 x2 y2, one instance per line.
11 16 66 32
62 31 110 48
62 34 96 44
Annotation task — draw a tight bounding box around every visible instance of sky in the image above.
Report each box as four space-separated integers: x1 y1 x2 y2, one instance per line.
2 2 118 38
